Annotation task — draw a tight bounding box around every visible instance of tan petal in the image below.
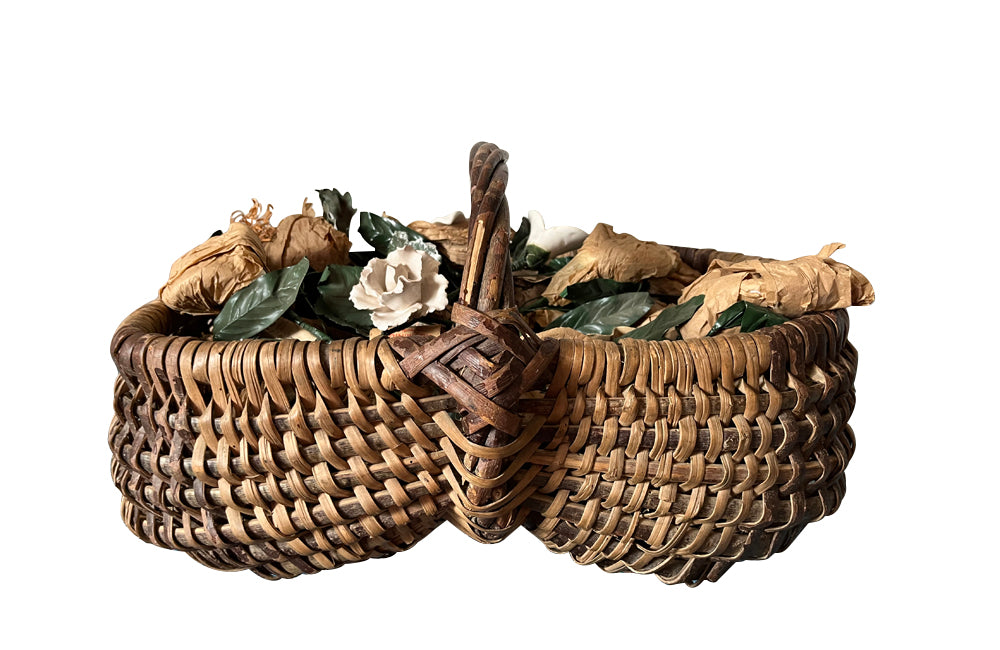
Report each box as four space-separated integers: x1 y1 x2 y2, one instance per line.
678 243 875 339
264 211 351 271
159 221 267 315
543 223 681 305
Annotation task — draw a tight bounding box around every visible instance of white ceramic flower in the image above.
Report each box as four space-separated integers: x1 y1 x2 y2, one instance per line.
350 245 449 330
525 210 588 266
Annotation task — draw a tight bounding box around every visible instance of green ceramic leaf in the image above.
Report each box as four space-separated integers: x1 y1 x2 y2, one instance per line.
561 278 644 304
545 256 572 273
708 301 788 335
546 292 653 336
522 244 550 270
213 258 311 340
317 188 356 233
358 211 441 261
620 295 705 340
310 264 374 335
348 250 379 267
510 217 530 270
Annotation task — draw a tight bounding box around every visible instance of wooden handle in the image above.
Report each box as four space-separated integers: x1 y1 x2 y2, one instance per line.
458 142 514 312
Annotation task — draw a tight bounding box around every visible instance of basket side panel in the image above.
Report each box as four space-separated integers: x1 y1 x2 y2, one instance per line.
109 304 467 578
520 311 856 585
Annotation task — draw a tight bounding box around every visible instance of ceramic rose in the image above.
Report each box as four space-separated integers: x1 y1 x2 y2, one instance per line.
350 245 449 330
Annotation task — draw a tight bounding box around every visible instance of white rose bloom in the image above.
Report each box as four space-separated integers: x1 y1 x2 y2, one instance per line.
350 245 449 330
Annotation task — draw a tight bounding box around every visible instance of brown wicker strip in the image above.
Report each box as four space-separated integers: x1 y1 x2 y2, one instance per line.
109 142 858 585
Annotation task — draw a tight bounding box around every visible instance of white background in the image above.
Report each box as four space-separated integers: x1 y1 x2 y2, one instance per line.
2 2 996 648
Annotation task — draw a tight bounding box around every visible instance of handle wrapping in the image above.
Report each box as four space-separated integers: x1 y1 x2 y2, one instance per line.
459 142 514 312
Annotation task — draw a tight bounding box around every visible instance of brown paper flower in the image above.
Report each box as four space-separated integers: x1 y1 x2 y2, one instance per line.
648 259 702 296
678 243 876 339
407 211 469 266
543 223 681 305
158 222 267 315
265 199 351 271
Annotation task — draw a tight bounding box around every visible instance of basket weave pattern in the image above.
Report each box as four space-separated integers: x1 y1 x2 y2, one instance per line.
109 143 857 585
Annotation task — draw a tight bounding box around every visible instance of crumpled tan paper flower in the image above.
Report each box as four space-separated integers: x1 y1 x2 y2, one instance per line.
678 243 875 339
350 245 449 330
159 222 267 315
543 223 681 305
407 212 469 266
265 199 351 271
648 259 702 296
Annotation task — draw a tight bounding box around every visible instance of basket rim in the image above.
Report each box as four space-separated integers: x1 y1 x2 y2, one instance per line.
112 239 851 400
112 298 850 377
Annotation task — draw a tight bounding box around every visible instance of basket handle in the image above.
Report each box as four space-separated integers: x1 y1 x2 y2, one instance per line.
391 143 559 543
458 142 514 312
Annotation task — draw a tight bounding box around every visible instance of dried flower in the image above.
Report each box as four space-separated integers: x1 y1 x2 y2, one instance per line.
159 222 267 315
648 259 702 296
265 199 352 271
350 245 449 330
543 223 681 305
408 211 469 266
677 243 876 339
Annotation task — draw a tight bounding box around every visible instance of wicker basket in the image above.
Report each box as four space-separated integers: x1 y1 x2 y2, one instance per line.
109 142 857 586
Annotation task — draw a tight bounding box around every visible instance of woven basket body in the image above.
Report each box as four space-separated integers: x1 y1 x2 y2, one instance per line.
109 143 857 586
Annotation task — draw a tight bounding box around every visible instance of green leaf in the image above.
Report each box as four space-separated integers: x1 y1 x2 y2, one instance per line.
620 295 705 340
545 255 573 273
561 278 644 304
358 211 441 261
213 258 311 340
523 244 553 270
546 292 653 336
510 217 530 270
317 188 356 233
708 301 789 336
310 264 373 335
